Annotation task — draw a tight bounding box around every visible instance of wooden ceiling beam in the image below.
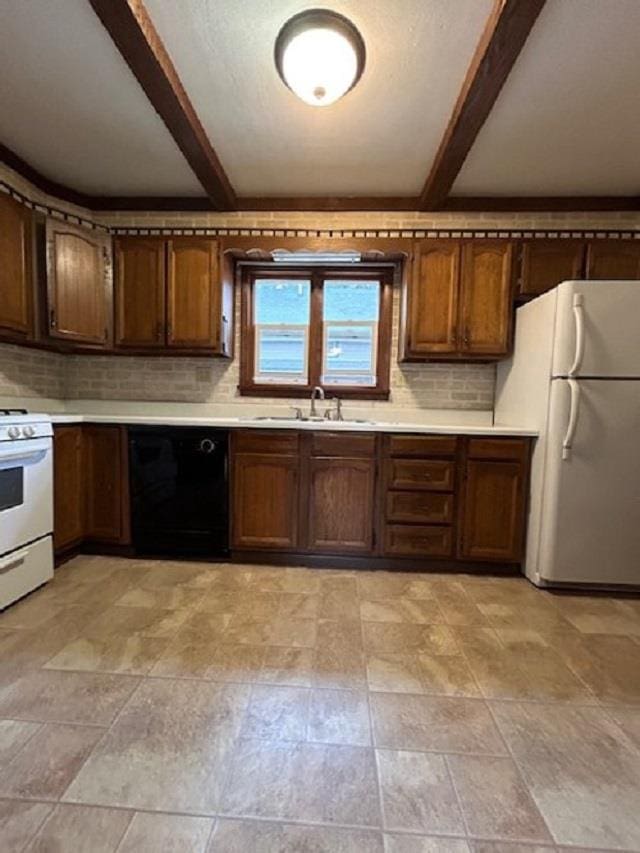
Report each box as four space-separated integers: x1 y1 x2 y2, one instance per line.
88 0 236 211
420 0 546 211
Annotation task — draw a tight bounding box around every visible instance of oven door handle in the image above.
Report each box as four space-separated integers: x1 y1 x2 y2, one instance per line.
0 448 48 470
0 549 28 575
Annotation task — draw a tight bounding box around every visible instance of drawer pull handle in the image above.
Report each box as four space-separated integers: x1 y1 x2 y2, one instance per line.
0 549 28 575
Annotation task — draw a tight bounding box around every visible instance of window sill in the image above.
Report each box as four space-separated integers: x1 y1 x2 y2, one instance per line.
238 385 390 401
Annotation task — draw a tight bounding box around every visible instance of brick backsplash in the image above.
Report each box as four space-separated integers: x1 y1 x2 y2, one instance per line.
0 344 66 400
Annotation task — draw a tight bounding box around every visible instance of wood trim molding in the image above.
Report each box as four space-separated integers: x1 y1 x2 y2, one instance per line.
419 0 547 211
87 0 236 211
0 143 95 210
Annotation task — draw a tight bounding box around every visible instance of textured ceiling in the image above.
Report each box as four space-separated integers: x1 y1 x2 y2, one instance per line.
143 0 494 197
0 0 204 196
452 0 640 197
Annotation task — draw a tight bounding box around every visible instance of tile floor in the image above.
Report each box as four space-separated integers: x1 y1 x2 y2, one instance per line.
0 555 639 852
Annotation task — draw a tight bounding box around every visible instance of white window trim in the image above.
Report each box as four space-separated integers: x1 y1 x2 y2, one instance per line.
253 323 310 384
322 319 379 385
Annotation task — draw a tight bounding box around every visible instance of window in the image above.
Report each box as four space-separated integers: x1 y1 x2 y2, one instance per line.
240 266 393 399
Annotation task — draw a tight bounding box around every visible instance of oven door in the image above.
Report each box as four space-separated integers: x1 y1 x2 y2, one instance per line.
0 437 53 557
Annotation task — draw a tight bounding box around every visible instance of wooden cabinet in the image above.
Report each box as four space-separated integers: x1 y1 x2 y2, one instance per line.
114 236 230 354
46 220 112 347
402 239 513 360
307 456 375 554
231 432 300 550
518 240 585 297
585 240 640 280
53 426 84 552
115 238 165 347
0 194 33 339
458 438 529 562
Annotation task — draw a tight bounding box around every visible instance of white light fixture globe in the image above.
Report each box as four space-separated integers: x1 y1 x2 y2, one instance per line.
275 9 365 107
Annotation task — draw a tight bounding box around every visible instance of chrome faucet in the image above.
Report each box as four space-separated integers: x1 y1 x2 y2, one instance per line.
309 385 325 418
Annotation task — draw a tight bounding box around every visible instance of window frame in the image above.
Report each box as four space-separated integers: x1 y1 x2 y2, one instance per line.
239 265 393 400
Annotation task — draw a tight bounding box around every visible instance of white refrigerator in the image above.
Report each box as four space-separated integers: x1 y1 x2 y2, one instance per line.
495 280 640 588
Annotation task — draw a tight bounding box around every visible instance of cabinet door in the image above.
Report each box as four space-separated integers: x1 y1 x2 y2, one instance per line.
307 457 375 554
586 241 640 280
46 220 111 345
405 240 460 356
167 238 220 349
0 194 32 337
53 426 84 552
232 453 299 550
459 241 513 356
84 426 125 542
115 238 166 347
458 458 526 562
519 240 585 296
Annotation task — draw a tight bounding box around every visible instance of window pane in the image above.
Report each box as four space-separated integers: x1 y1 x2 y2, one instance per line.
254 279 310 384
322 280 380 386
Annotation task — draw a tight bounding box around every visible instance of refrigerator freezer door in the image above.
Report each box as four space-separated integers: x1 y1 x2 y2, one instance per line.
551 281 640 378
535 378 640 586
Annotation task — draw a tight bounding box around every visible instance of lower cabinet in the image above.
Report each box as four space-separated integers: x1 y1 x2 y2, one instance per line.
53 424 129 554
307 456 375 554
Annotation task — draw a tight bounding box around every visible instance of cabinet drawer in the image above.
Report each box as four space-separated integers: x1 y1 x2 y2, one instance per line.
233 430 299 455
386 491 453 524
310 432 375 457
467 438 529 461
387 435 457 457
386 458 455 492
384 524 453 557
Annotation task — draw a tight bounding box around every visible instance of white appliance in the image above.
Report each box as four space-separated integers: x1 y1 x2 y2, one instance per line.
0 411 54 607
495 280 640 588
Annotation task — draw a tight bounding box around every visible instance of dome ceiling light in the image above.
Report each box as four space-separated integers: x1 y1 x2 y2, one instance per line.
274 9 366 107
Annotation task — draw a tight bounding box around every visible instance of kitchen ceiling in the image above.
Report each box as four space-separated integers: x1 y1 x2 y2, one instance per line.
0 0 638 208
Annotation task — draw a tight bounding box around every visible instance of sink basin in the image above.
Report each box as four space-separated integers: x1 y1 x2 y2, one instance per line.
240 416 375 425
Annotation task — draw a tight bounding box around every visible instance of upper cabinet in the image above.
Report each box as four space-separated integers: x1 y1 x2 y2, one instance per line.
114 236 232 356
46 219 112 347
402 239 513 361
0 193 33 339
585 240 640 280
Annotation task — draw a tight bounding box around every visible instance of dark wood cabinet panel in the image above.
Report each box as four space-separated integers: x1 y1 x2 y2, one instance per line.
405 240 460 356
586 240 640 280
0 194 33 338
386 458 456 492
385 524 453 557
386 435 457 458
518 240 585 297
115 238 165 347
386 491 453 525
307 457 375 554
232 453 300 550
233 430 299 455
167 238 220 349
458 454 527 562
83 426 126 542
310 432 375 457
460 241 513 356
46 220 112 346
53 426 84 552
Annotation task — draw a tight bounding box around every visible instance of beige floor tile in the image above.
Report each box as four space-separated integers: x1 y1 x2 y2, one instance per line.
115 585 205 610
371 693 506 754
248 568 321 594
605 705 640 750
550 632 640 705
363 623 458 655
259 646 314 687
0 719 41 762
209 818 383 852
384 836 471 853
119 812 214 852
26 804 132 853
367 653 428 694
307 688 371 745
87 605 192 640
63 679 250 813
471 844 556 852
0 800 53 853
491 700 640 849
0 723 103 799
0 669 139 724
53 572 140 608
447 755 552 843
313 647 368 690
207 644 266 683
317 618 363 650
358 574 434 601
319 589 361 621
240 685 309 741
550 594 640 636
43 634 169 675
137 562 220 590
0 593 63 629
277 592 320 618
360 598 443 625
431 583 489 626
377 749 464 834
220 739 380 826
149 616 236 679
476 601 574 633
418 653 482 697
225 615 316 648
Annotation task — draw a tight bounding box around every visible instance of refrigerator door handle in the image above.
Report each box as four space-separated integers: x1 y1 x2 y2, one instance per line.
562 378 581 460
568 293 585 377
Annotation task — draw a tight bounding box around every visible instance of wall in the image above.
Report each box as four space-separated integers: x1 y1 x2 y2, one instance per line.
1 161 638 415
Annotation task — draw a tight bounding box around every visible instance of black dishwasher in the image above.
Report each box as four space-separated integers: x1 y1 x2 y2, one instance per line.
129 427 229 557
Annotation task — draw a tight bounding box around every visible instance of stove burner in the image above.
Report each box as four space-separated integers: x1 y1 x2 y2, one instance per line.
0 409 28 416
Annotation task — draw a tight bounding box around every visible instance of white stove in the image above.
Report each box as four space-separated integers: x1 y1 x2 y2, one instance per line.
0 410 54 608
